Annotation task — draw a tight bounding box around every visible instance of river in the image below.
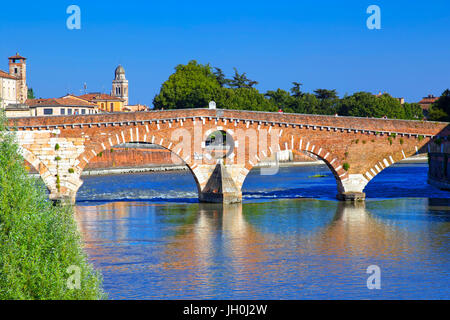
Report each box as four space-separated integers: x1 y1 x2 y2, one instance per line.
74 163 450 299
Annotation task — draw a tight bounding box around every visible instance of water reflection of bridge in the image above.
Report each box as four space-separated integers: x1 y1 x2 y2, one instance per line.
76 199 449 262
161 201 414 269
74 199 449 298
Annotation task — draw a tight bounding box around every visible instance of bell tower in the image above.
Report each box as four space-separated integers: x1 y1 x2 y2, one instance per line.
8 53 27 103
112 65 128 105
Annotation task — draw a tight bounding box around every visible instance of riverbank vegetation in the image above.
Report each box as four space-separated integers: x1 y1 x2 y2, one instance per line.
153 60 426 120
0 113 104 300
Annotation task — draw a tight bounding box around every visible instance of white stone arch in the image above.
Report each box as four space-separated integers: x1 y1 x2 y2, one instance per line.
20 147 57 194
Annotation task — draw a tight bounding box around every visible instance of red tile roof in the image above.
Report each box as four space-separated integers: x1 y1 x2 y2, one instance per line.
26 97 97 107
8 53 26 60
418 95 439 105
0 69 17 80
78 93 124 102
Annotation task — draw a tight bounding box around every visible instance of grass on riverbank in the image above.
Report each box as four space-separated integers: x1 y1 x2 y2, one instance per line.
0 113 104 300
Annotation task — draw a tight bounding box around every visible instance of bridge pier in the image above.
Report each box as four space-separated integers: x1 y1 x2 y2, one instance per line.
197 162 242 204
49 192 77 205
336 174 368 201
47 175 83 205
336 191 366 201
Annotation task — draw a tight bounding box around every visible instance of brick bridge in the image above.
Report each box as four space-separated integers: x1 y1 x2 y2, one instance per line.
7 109 449 203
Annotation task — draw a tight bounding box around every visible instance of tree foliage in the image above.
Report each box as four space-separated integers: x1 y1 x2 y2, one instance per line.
153 60 429 120
314 89 338 100
428 89 450 122
0 112 104 299
153 60 220 109
228 68 258 89
216 87 276 111
153 60 267 111
290 82 303 98
213 67 228 88
27 88 35 100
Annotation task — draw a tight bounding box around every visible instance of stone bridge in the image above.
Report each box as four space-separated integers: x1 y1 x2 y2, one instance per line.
7 109 449 203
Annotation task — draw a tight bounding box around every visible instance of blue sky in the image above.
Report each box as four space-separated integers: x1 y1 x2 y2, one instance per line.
0 0 449 105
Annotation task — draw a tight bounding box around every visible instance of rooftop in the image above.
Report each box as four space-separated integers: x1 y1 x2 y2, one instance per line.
8 53 26 60
115 65 125 75
26 97 97 107
0 69 17 79
418 95 439 105
78 93 124 102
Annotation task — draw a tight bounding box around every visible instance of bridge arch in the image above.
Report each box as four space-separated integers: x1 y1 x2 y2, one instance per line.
237 128 349 199
20 147 57 194
352 138 430 188
73 123 206 200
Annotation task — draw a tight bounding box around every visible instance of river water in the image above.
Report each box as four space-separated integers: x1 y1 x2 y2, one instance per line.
75 163 450 299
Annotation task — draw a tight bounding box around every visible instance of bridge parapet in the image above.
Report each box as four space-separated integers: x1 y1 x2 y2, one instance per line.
8 109 448 136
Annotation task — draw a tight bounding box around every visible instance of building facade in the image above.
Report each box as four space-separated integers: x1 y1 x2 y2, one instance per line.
78 93 124 112
0 70 17 108
26 95 98 116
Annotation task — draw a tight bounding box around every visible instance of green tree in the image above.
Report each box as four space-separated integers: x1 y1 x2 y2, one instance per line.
291 93 321 114
27 88 35 100
402 102 423 120
314 89 338 100
152 61 433 120
428 89 450 121
228 68 258 89
337 92 417 119
376 93 405 119
213 67 229 88
428 107 448 121
215 87 276 111
153 60 221 109
290 82 304 98
313 89 339 114
0 112 104 299
265 88 293 111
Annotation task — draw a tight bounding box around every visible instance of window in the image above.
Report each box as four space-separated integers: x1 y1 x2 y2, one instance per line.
14 68 18 74
81 109 86 114
68 109 72 115
110 103 114 111
74 109 79 115
43 108 53 115
61 108 65 115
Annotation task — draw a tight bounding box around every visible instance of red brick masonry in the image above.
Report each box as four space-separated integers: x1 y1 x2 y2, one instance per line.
10 108 449 202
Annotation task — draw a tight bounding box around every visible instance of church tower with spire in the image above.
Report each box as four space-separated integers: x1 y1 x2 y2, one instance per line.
112 65 128 105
